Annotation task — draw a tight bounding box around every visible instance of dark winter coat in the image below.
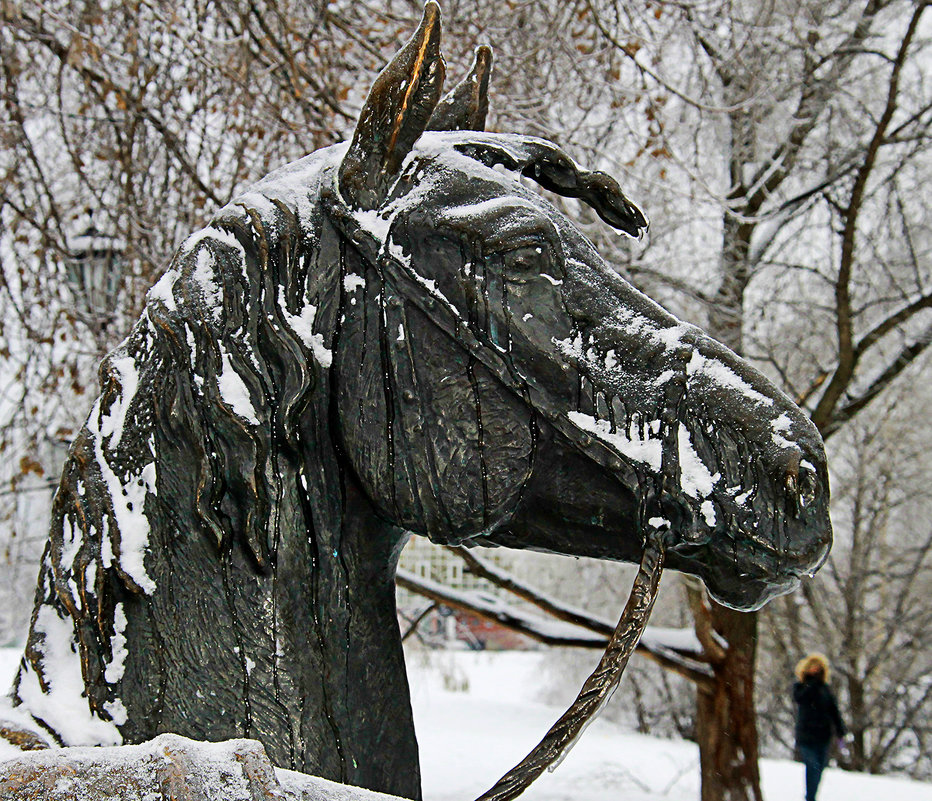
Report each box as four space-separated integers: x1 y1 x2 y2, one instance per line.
793 676 846 748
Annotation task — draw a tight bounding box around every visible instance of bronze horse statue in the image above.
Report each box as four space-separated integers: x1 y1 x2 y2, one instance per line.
4 5 831 799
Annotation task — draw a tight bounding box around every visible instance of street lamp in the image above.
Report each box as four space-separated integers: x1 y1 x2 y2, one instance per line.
64 223 124 332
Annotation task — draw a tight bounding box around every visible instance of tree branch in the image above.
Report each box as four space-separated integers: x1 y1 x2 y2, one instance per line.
395 568 713 686
741 0 889 216
399 601 437 643
854 293 932 359
244 0 355 122
396 568 610 648
811 2 928 431
4 8 224 208
683 578 727 665
446 546 616 637
582 0 753 114
822 327 932 439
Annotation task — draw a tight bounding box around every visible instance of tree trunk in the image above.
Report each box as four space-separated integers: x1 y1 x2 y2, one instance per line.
696 604 763 801
697 294 765 799
847 673 867 772
697 152 765 798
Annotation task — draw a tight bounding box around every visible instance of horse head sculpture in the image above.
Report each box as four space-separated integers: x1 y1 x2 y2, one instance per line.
6 4 831 799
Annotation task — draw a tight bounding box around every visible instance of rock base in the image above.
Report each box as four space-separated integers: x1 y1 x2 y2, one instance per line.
0 733 404 801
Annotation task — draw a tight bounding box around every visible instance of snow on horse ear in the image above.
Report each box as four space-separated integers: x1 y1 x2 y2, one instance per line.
338 1 446 210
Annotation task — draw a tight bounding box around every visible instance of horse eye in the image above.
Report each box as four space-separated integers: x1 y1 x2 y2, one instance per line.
505 245 540 269
500 245 560 283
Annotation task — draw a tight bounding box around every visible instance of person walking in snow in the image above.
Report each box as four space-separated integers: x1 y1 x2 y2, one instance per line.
793 652 847 801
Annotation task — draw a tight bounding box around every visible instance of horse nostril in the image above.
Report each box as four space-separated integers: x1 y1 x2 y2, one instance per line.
784 469 802 518
784 461 819 518
798 463 818 509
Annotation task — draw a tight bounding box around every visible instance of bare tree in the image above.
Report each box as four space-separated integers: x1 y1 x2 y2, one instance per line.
760 388 932 779
565 3 932 798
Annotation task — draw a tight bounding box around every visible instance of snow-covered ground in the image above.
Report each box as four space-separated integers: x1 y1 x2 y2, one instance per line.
406 650 931 801
1 646 929 801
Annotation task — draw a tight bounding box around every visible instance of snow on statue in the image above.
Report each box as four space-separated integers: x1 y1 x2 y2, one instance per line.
1 4 831 799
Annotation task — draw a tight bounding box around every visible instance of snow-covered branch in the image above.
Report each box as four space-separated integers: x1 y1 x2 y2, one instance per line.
741 0 893 217
3 8 225 208
396 562 713 686
396 569 609 649
444 547 617 637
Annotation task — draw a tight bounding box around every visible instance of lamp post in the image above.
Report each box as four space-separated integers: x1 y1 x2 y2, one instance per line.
64 223 124 335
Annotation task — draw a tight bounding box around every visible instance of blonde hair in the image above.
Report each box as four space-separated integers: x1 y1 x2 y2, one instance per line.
795 652 830 682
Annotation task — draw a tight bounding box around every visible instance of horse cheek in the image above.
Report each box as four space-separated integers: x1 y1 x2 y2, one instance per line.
333 293 409 524
404 330 536 543
335 299 534 542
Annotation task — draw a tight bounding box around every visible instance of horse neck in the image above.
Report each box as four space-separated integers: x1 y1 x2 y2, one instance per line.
114 424 417 786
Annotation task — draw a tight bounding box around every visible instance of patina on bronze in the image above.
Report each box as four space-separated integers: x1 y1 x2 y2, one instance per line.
6 4 831 799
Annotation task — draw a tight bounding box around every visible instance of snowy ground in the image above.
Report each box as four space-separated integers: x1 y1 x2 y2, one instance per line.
408 650 932 801
1 647 929 801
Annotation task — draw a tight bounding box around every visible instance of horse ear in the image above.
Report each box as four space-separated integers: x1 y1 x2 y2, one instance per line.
338 2 446 210
428 45 492 131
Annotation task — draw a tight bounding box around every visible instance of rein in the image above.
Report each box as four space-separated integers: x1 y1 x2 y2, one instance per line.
473 367 685 801
473 524 666 801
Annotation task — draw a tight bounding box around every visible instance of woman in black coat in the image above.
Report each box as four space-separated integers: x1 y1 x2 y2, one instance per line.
793 653 847 801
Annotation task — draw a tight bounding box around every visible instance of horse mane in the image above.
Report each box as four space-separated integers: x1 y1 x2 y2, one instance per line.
17 150 346 735
131 152 342 568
